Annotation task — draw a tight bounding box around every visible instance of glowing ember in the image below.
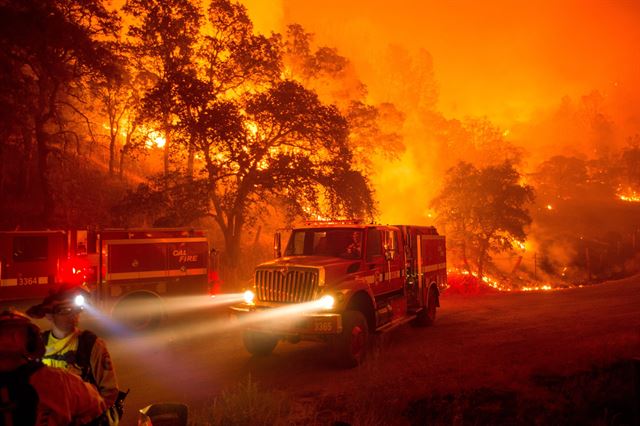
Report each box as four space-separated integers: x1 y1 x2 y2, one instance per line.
521 284 553 292
618 191 640 202
546 204 553 210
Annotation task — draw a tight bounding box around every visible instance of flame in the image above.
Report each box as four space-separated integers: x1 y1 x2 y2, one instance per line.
546 204 553 210
245 120 259 137
447 267 571 293
450 268 512 292
301 204 332 221
146 130 166 149
617 187 640 202
102 122 129 138
520 284 554 291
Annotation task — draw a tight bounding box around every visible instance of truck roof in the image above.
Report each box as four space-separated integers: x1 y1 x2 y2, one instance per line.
99 228 207 240
295 221 439 234
0 230 67 236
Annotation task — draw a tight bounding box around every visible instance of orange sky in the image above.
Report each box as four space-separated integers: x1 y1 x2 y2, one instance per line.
245 0 640 126
237 0 640 223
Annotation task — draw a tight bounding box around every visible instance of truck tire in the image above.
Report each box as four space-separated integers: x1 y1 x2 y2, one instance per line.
112 293 163 331
334 310 368 368
413 286 437 327
243 330 278 356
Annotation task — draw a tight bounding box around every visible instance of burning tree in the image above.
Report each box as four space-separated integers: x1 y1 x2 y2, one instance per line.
618 138 640 201
432 161 534 278
123 0 202 177
116 0 374 280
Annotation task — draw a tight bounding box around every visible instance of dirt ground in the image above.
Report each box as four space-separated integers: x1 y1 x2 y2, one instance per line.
99 275 640 424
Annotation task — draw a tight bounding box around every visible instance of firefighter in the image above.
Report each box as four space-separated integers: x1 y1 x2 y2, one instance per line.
0 310 106 425
27 285 121 422
344 231 362 258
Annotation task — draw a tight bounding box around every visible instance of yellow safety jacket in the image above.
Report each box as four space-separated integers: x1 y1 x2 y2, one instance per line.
43 328 119 408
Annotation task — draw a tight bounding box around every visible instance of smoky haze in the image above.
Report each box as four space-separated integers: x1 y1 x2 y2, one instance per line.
243 0 640 225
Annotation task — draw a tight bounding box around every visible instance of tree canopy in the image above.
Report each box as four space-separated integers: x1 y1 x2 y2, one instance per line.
432 161 534 278
114 0 374 274
0 0 120 223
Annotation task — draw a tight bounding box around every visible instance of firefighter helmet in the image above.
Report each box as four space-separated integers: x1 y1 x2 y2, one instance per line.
0 310 45 360
26 283 90 319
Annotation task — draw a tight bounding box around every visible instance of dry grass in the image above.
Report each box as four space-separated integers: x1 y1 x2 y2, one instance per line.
405 358 638 425
189 375 291 426
190 351 640 425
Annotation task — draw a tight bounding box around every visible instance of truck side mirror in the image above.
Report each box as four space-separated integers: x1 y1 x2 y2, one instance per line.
383 231 397 261
274 232 282 258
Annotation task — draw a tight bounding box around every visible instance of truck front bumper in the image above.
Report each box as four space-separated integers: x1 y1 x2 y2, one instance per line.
229 304 343 335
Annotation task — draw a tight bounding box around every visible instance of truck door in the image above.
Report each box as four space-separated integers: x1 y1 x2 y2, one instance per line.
381 229 403 292
365 228 385 295
365 228 402 295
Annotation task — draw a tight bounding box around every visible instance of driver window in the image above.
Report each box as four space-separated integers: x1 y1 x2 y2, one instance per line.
366 229 382 262
313 232 329 255
285 231 306 256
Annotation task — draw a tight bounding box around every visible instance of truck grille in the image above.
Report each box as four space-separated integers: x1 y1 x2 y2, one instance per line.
255 268 319 303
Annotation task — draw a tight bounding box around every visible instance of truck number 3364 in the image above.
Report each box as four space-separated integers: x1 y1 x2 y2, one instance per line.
18 276 39 285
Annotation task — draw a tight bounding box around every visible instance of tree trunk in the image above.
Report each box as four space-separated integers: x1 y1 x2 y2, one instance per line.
163 124 171 178
108 128 116 176
34 117 53 223
460 239 471 272
17 126 34 198
477 240 488 280
0 138 4 201
222 225 241 290
186 139 194 179
119 144 127 180
120 120 137 180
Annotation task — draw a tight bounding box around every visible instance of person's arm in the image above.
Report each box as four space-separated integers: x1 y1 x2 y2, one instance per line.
69 373 108 424
31 366 106 425
90 337 119 407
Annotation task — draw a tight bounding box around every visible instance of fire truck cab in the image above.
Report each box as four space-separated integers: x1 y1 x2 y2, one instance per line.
230 221 447 367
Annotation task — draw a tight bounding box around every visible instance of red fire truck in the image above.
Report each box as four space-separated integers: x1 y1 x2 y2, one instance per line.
230 221 447 367
0 228 216 329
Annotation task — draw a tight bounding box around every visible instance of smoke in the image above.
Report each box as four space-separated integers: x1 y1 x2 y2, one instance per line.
242 0 285 34
239 1 640 282
269 0 640 155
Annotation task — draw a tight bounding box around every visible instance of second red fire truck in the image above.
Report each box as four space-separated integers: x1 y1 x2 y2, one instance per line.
231 221 447 367
0 228 216 329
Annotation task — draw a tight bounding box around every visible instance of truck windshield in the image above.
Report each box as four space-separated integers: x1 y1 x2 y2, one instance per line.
284 228 363 259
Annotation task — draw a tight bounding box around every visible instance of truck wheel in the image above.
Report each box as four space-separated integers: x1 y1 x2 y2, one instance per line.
413 286 437 327
243 330 278 356
113 294 163 331
334 310 368 368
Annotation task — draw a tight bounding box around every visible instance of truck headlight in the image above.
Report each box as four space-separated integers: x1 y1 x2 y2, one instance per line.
74 294 85 307
243 290 255 305
318 295 335 310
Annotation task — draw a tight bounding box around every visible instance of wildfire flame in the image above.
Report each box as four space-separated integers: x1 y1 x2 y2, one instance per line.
448 267 570 293
617 190 640 202
145 130 166 149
